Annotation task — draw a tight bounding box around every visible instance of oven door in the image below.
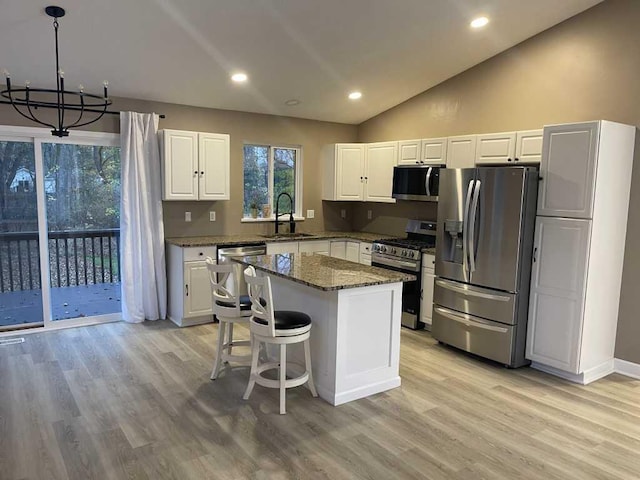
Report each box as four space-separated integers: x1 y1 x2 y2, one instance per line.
372 254 422 329
392 165 442 201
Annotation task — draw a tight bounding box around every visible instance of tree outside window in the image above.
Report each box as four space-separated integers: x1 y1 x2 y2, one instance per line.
243 144 301 218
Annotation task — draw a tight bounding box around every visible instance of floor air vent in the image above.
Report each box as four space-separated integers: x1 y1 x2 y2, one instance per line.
0 338 25 346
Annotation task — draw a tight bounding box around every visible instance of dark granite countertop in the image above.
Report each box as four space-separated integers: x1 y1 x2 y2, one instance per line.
165 231 394 247
233 253 415 291
422 247 437 255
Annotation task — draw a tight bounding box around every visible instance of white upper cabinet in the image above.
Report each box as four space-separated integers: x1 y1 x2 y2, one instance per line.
537 122 598 219
365 141 398 202
323 142 397 202
421 137 447 165
515 129 543 164
323 143 365 201
398 140 421 165
475 132 517 165
161 129 230 201
161 130 199 200
198 133 230 200
446 135 477 169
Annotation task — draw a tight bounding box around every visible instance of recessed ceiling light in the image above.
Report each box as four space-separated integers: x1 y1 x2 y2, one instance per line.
285 99 301 106
470 16 489 29
348 91 362 100
231 72 248 83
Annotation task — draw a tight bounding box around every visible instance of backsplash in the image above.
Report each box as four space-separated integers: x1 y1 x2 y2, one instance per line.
351 200 438 237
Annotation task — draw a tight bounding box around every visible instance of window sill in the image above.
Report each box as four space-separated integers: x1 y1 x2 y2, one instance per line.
241 216 305 223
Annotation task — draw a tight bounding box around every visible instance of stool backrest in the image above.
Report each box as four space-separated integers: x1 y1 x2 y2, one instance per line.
206 257 242 317
243 266 276 338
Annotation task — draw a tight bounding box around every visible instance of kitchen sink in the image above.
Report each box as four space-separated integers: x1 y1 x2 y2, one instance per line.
259 233 317 239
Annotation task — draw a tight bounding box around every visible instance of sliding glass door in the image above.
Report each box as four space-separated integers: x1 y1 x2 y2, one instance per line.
40 141 121 322
0 128 121 332
0 139 44 330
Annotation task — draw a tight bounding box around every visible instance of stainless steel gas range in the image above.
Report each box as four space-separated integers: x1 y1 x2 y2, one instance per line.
372 220 437 330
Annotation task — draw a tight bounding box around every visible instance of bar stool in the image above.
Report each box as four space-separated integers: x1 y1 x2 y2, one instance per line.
243 266 318 414
206 258 252 380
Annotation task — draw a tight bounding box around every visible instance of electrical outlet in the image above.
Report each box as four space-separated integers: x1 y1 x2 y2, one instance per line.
209 211 216 222
306 209 315 219
367 210 372 220
340 209 346 219
185 211 191 222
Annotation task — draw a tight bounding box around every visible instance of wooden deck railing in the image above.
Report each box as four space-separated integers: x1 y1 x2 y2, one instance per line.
0 229 120 292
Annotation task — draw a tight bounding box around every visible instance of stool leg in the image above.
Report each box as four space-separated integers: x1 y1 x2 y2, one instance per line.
279 344 287 414
211 320 227 380
226 322 234 362
303 338 318 397
243 334 259 400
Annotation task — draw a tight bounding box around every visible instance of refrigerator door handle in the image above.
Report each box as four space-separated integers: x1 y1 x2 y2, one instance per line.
468 179 481 273
425 167 432 197
434 307 509 333
462 179 475 273
435 279 511 302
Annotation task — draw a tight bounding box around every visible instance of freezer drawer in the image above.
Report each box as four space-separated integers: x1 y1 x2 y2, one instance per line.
433 278 516 325
432 306 515 365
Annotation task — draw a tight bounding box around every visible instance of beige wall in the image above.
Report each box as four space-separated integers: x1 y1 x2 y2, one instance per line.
0 97 357 236
357 0 640 363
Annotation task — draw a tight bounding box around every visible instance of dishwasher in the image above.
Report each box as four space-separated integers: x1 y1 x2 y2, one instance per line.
217 243 267 297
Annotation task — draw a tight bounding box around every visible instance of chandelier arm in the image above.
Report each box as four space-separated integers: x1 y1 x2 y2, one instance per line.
66 99 109 130
5 88 56 129
65 94 87 129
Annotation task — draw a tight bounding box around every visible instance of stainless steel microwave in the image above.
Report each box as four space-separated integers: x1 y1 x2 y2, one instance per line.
392 165 443 201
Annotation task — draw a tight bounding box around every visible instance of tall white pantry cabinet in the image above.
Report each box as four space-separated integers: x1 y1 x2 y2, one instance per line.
526 120 636 384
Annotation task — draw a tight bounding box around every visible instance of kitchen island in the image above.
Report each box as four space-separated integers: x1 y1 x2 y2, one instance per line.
234 253 414 406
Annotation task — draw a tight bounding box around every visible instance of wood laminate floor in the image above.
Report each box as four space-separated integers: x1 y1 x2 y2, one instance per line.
0 320 638 480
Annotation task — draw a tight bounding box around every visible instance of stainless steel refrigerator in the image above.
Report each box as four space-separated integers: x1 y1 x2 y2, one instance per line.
432 166 538 367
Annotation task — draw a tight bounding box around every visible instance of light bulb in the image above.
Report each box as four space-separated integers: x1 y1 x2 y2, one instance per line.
103 80 109 87
25 81 30 88
78 84 84 92
2 69 9 78
348 91 362 100
58 69 64 78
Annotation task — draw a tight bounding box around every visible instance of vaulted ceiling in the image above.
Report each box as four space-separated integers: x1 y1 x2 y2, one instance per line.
0 0 602 124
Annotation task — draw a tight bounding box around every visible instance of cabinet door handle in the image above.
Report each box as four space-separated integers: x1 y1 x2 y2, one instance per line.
533 247 538 263
507 158 513 162
200 171 204 176
185 284 189 296
514 158 519 162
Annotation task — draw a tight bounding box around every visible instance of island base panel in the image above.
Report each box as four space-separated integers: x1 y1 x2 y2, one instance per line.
269 276 402 406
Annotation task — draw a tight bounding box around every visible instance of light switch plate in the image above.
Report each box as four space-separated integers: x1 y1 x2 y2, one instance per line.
185 211 191 222
341 209 346 219
367 210 372 220
306 209 315 219
209 211 216 222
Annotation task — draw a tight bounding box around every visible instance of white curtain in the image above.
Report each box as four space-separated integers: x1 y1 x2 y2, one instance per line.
120 112 167 323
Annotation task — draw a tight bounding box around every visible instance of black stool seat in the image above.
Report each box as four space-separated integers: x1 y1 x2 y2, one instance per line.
255 310 311 330
216 295 267 311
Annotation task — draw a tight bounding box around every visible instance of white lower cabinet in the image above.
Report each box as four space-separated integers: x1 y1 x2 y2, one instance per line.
266 241 299 255
359 242 372 266
298 240 330 255
330 241 346 259
346 241 360 263
420 254 435 330
167 244 217 327
526 217 591 374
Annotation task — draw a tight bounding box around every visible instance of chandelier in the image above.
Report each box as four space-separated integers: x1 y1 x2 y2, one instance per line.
1 6 112 137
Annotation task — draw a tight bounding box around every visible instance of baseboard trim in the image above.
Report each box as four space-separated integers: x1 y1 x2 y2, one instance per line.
614 358 640 380
531 360 614 385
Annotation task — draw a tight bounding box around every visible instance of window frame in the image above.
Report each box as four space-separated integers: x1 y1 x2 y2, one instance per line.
241 142 304 222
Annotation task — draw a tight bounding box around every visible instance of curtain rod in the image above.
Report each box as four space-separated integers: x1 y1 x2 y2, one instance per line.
0 100 166 119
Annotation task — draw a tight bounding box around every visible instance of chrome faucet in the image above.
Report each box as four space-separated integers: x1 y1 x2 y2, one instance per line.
274 192 295 234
